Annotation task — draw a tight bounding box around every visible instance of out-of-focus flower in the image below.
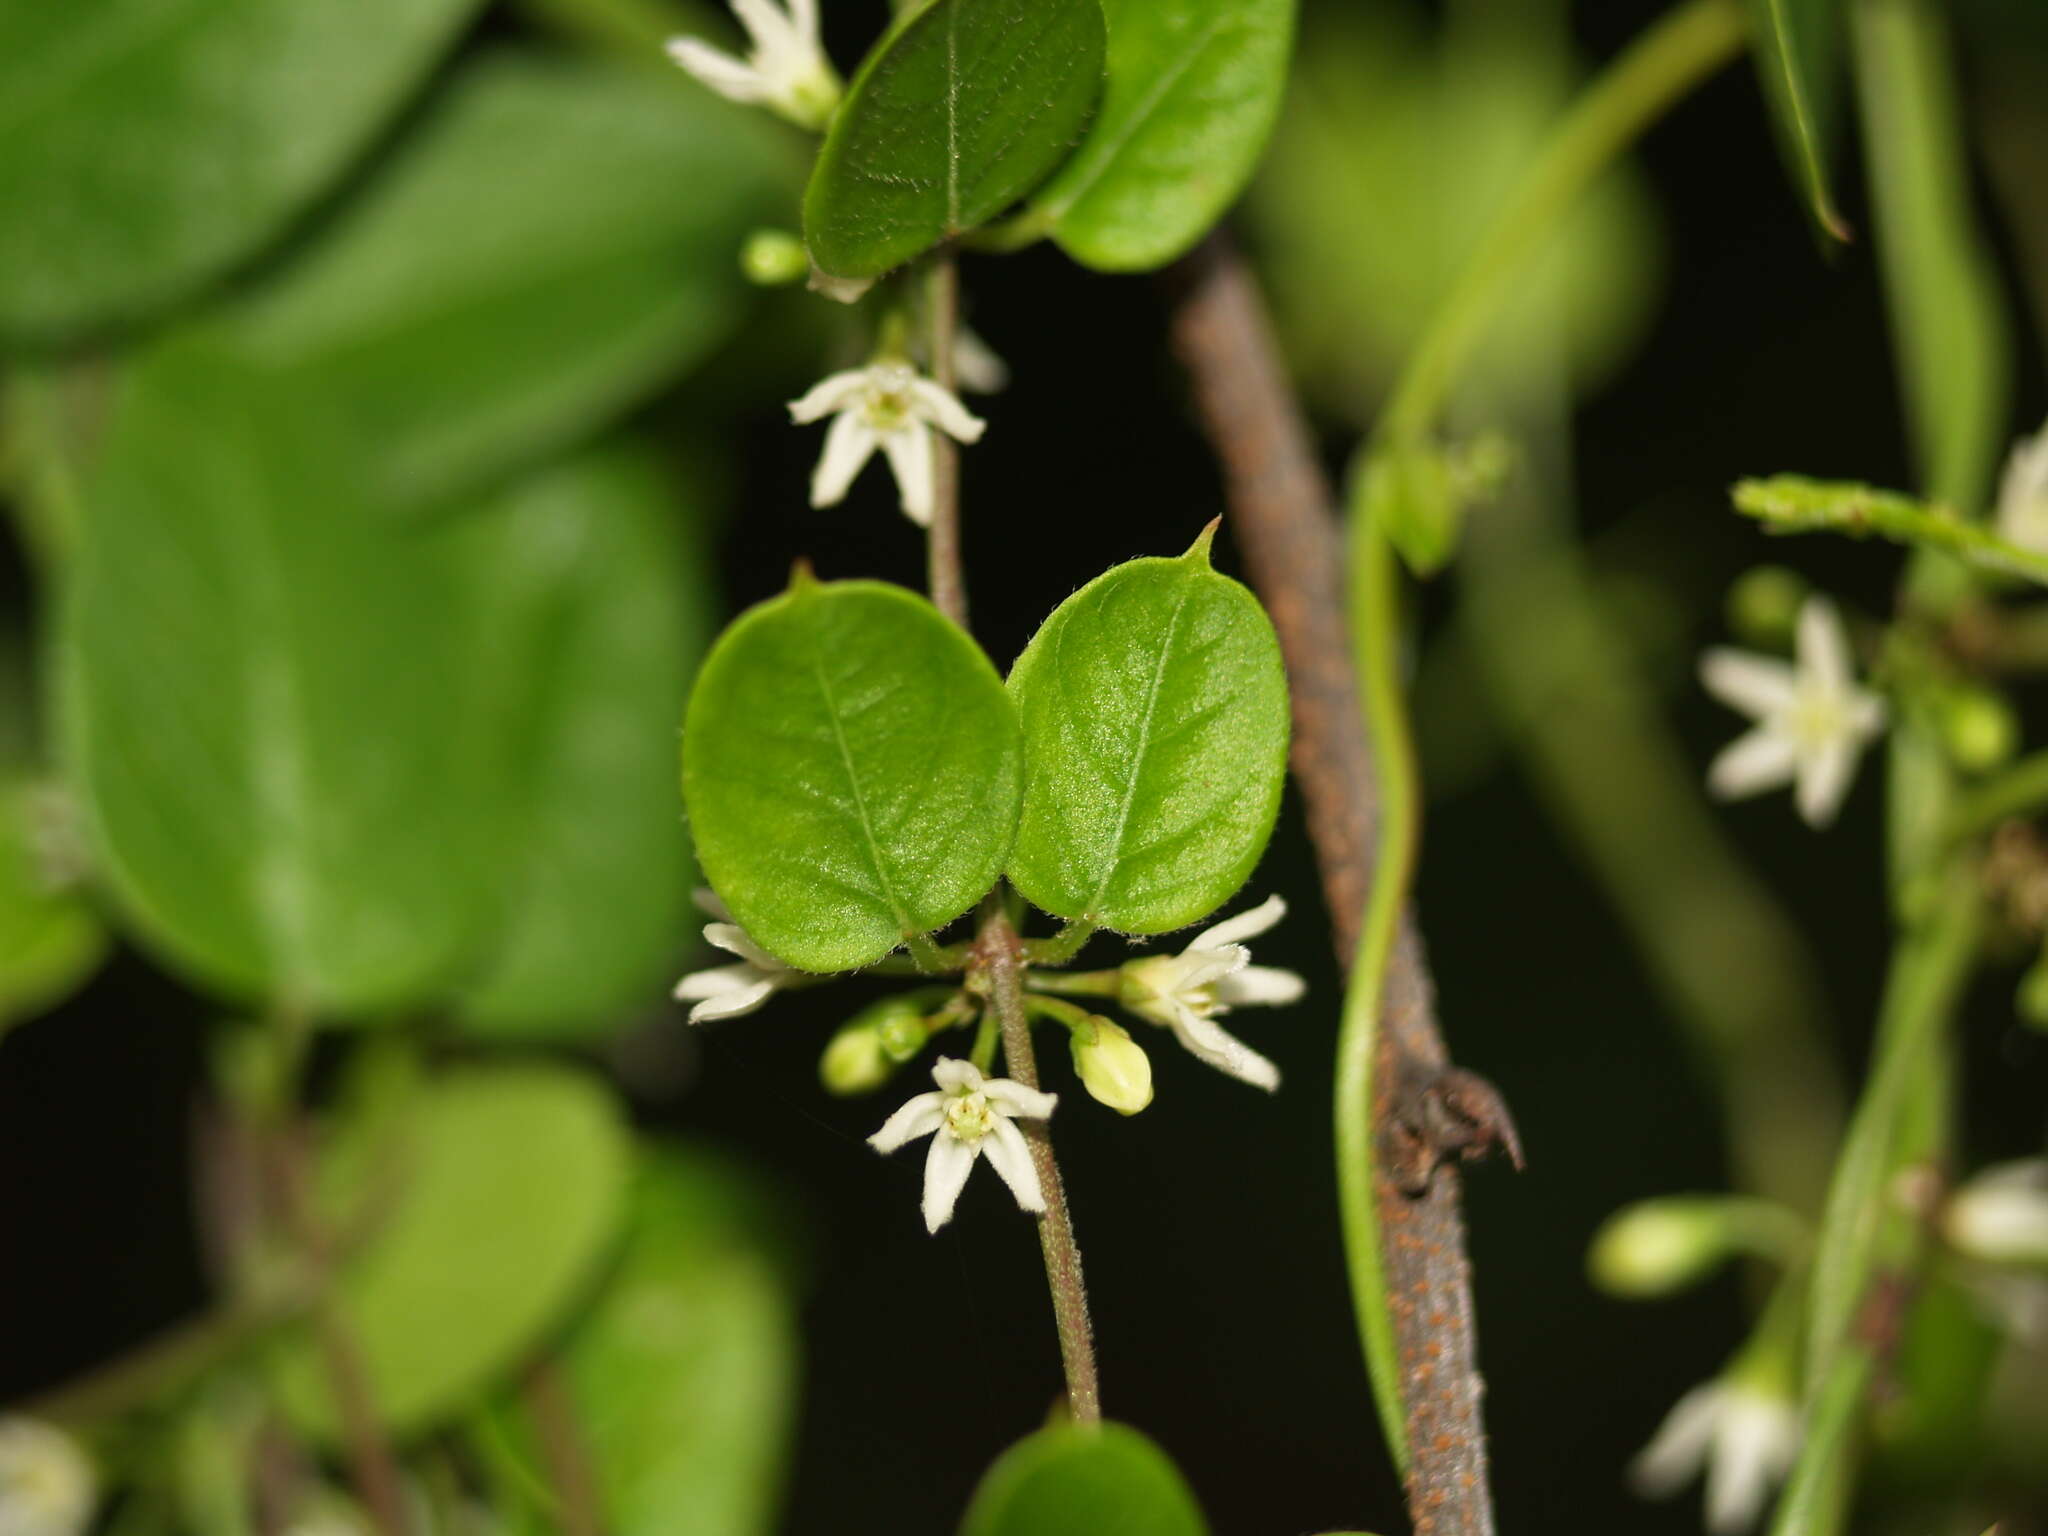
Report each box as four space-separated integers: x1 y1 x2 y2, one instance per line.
665 0 839 129
788 362 987 526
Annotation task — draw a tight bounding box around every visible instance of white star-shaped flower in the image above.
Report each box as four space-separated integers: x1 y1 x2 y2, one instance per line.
867 1058 1056 1233
0 1417 95 1536
1630 1378 1800 1535
1700 595 1886 827
1118 895 1305 1091
672 890 796 1023
788 361 987 526
1997 419 2048 556
665 0 839 130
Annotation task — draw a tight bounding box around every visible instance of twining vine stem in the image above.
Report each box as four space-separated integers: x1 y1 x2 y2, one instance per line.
925 248 1101 1423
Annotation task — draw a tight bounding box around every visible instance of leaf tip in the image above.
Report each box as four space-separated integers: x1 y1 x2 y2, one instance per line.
788 558 821 593
1183 518 1222 566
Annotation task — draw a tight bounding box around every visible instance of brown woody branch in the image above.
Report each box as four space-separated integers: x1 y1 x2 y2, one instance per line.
1168 231 1501 1536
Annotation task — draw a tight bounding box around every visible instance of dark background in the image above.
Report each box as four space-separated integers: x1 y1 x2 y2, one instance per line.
5 2 2048 1533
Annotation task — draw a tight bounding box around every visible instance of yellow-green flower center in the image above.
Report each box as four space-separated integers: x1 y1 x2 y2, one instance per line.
944 1090 995 1143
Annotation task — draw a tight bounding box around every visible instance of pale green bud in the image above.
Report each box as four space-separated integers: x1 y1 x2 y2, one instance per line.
1941 688 2018 773
2018 949 2048 1031
740 229 809 287
819 1024 890 1095
1726 565 1807 649
1071 1019 1153 1116
819 996 935 1094
1587 1197 1799 1298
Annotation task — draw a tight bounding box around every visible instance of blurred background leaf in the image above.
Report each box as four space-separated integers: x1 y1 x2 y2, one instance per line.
0 0 485 344
476 1146 799 1536
207 49 794 511
958 1422 1208 1536
269 1062 630 1439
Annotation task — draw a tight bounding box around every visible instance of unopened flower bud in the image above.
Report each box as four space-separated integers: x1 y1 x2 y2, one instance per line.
1941 688 2018 773
1071 1019 1153 1116
2017 949 2048 1030
1588 1197 1802 1298
0 1416 96 1536
1726 565 1807 649
819 996 935 1095
741 229 809 287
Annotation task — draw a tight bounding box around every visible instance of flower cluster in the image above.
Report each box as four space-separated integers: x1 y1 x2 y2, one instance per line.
673 896 1305 1231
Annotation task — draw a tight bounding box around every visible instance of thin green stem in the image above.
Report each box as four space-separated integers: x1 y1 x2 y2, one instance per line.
1021 994 1100 1034
1335 516 1417 1473
968 1009 1000 1073
1947 747 2048 841
1021 919 1099 968
977 897 1101 1423
1024 968 1122 998
1379 0 1747 445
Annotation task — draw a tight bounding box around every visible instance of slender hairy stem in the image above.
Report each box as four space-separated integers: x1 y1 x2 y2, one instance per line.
1169 234 1495 1536
1379 0 1748 444
926 254 968 628
521 1357 604 1536
919 263 1098 1420
979 898 1102 1423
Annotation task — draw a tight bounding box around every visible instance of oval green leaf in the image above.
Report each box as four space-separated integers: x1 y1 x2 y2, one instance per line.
451 443 706 1039
803 0 1107 282
1005 538 1288 934
57 342 500 1012
478 1149 799 1536
213 51 791 510
0 0 482 342
1749 0 1849 242
1031 0 1294 272
271 1063 631 1438
682 578 1022 972
959 1423 1207 1536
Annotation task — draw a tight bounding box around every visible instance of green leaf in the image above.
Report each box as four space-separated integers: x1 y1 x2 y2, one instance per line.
959 1423 1207 1536
451 442 707 1038
0 0 483 342
1747 0 1850 241
272 1063 631 1439
480 1149 799 1536
1731 475 2048 585
57 342 499 1012
803 0 1108 282
1005 535 1288 934
1852 0 2010 514
682 577 1022 971
1031 0 1294 271
214 51 791 509
0 782 108 1038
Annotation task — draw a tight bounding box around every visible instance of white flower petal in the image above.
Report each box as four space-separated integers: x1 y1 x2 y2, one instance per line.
981 1076 1058 1120
982 1116 1046 1213
729 0 794 52
1794 736 1861 828
907 378 987 443
1195 893 1288 950
692 888 734 922
921 1132 978 1232
1700 650 1796 721
1630 1382 1723 1497
810 411 878 508
868 1091 947 1153
665 38 771 101
675 971 777 1023
1704 1391 1797 1535
930 1058 983 1093
788 369 875 424
1170 1006 1280 1091
1948 1160 2048 1264
1707 728 1798 802
880 423 936 526
951 326 1009 394
786 0 819 41
1215 964 1306 1009
1796 596 1853 697
703 921 782 971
